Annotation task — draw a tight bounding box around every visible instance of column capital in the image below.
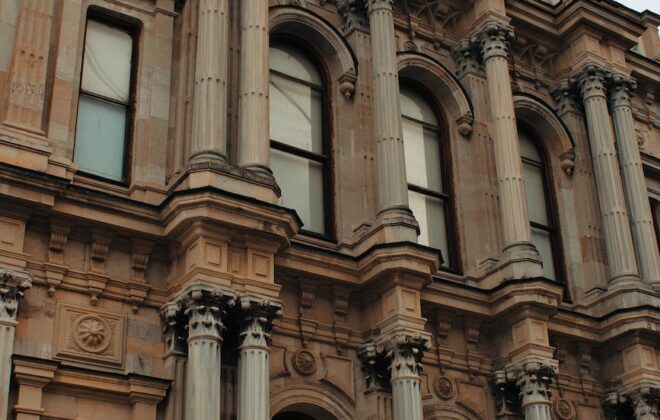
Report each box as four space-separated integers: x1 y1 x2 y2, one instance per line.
551 79 582 115
382 333 430 381
357 343 390 391
335 0 369 34
628 384 660 420
238 295 283 349
451 39 483 79
471 21 515 62
571 63 611 102
509 358 557 409
608 73 637 110
364 0 394 15
0 268 32 322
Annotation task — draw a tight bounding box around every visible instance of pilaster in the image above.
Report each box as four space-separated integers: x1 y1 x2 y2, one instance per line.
470 20 542 280
189 0 229 164
12 358 57 420
608 74 660 285
237 296 282 420
237 0 271 176
0 269 32 420
572 63 640 285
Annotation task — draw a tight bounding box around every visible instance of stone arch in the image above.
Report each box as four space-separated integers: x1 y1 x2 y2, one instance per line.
397 52 475 137
424 403 484 420
271 384 355 420
514 94 575 175
269 5 358 98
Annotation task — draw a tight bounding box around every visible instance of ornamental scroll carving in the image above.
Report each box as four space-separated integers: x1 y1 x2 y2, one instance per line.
54 304 125 368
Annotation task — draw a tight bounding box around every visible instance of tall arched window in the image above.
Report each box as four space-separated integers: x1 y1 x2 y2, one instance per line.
519 129 558 280
269 43 330 236
400 86 452 266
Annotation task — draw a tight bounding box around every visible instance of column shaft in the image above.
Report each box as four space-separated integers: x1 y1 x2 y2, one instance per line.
609 78 660 283
0 321 16 420
576 66 639 283
390 345 424 420
190 0 229 163
237 317 270 420
477 24 533 251
185 305 223 420
238 0 270 174
367 0 409 212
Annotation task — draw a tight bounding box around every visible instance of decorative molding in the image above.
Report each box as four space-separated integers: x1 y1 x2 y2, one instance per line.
292 349 317 376
0 268 32 322
434 376 454 400
54 304 125 368
554 398 576 420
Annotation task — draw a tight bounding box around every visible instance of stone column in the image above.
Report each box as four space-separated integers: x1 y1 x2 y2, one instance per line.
574 64 640 284
163 284 235 420
237 0 271 176
608 75 660 284
0 269 32 420
365 0 410 215
514 361 555 420
629 386 659 420
237 296 282 420
388 337 428 420
472 22 537 262
189 0 229 164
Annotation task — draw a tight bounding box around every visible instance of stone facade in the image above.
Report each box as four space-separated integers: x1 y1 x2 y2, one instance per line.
0 0 659 419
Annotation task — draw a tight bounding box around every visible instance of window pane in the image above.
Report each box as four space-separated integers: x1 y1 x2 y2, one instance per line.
532 227 556 280
403 120 442 192
400 87 438 125
82 20 132 102
519 130 542 163
270 45 322 86
270 148 325 234
523 163 549 225
74 95 127 181
409 190 449 265
270 73 322 153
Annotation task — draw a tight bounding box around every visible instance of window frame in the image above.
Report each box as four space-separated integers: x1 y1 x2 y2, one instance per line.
73 8 140 185
399 80 459 270
269 37 335 240
518 123 568 289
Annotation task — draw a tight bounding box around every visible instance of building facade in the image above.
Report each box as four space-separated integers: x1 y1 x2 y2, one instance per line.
0 0 659 419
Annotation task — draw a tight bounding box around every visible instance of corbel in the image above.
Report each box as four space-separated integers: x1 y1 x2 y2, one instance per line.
87 229 114 305
464 318 483 377
577 342 595 401
338 72 356 101
560 148 575 176
435 312 452 373
299 278 318 347
332 285 352 354
126 238 154 313
44 219 74 296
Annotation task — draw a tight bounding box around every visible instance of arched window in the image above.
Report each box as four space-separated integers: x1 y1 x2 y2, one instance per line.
400 86 452 266
269 43 330 236
519 129 558 280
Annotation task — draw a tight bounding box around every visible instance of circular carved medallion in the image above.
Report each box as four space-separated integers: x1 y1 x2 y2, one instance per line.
73 315 111 354
554 398 575 420
292 349 316 376
434 376 454 400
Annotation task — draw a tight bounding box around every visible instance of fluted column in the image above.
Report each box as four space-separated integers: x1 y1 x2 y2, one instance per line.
515 361 555 420
366 0 410 214
608 75 660 284
0 270 32 420
389 337 428 420
237 296 282 420
574 64 640 284
189 0 229 164
472 22 537 261
162 284 235 420
238 0 271 175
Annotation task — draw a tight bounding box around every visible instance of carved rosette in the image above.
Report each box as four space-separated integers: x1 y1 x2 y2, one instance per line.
238 295 282 350
608 74 636 111
0 269 32 322
292 349 317 376
572 63 610 102
471 21 515 62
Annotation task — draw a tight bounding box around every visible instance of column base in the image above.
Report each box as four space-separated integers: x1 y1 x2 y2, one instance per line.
189 151 226 167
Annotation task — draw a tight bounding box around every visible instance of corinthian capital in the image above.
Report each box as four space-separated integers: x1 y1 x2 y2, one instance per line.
608 74 637 110
385 333 430 380
471 21 515 62
572 63 611 101
551 79 581 115
364 0 394 15
0 268 32 322
512 359 557 406
238 295 282 348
